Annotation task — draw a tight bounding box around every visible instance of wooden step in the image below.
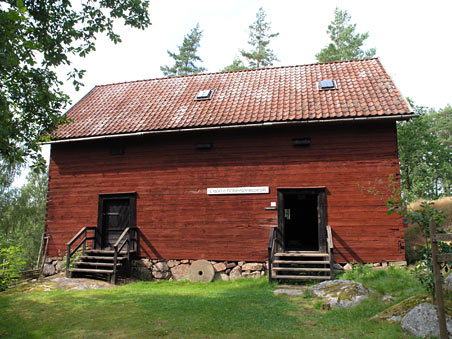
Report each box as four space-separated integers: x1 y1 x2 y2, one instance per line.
79 255 126 260
272 267 331 272
85 249 136 255
273 275 332 280
273 260 330 265
74 262 116 267
69 268 113 274
274 252 329 257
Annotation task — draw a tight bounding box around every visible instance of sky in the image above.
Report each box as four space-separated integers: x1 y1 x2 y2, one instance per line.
14 0 452 186
61 0 452 110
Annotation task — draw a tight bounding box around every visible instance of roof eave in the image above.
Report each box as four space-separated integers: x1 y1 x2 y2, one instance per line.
43 113 417 145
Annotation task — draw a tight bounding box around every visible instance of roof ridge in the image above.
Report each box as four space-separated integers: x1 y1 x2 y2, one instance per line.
95 58 381 88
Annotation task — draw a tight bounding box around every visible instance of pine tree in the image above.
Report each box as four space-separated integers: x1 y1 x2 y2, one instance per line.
160 24 206 76
240 7 279 69
221 57 248 72
316 8 376 63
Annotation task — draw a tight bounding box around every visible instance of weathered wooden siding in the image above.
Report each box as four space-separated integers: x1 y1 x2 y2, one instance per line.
46 121 405 263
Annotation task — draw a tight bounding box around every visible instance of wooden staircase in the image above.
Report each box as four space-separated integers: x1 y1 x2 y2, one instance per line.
268 225 335 283
69 249 128 283
66 226 138 284
272 251 333 281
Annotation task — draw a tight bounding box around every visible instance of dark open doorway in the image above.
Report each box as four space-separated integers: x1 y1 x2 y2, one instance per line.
98 193 136 249
278 188 327 252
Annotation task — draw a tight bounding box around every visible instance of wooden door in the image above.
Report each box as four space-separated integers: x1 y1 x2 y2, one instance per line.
98 193 136 249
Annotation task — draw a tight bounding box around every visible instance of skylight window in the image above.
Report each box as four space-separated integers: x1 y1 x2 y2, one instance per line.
318 80 337 90
195 89 214 101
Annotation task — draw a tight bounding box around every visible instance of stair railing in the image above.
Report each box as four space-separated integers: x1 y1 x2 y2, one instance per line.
326 225 335 280
112 226 138 284
66 226 97 277
268 227 283 283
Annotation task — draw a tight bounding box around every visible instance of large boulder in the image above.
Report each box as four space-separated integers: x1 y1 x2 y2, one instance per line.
309 280 370 308
401 303 452 337
374 295 432 323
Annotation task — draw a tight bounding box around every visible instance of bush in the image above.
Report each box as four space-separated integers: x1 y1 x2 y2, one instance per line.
0 240 25 291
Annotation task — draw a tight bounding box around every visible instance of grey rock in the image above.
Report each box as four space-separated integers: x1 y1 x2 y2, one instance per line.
242 271 261 279
214 262 227 272
170 264 190 280
214 272 229 281
242 263 263 271
226 263 236 269
167 260 179 268
382 295 394 302
132 265 151 280
238 261 245 267
343 263 353 271
401 303 452 337
229 266 242 281
141 258 152 269
42 263 56 276
152 261 169 272
274 289 303 296
188 260 215 283
152 271 170 280
55 260 65 273
310 280 370 308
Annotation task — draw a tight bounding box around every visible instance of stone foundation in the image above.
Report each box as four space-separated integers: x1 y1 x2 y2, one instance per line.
42 257 65 276
131 259 268 281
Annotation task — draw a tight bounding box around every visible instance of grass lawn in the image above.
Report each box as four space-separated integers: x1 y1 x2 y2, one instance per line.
0 268 426 338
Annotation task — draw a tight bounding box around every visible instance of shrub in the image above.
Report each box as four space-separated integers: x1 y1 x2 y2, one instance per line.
0 240 25 291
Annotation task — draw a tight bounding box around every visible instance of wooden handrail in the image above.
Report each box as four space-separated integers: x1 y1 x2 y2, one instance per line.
66 226 97 277
326 225 335 280
67 226 97 246
326 225 333 251
112 227 138 284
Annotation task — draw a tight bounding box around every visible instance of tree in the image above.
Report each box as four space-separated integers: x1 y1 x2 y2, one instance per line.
239 7 279 69
431 105 452 147
221 57 248 72
397 101 452 201
0 170 48 269
160 24 206 77
0 0 151 169
316 7 376 63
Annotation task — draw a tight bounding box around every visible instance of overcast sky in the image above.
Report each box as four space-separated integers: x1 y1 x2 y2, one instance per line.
61 0 452 110
14 0 452 186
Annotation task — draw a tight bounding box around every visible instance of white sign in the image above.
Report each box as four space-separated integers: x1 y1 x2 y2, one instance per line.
207 186 269 195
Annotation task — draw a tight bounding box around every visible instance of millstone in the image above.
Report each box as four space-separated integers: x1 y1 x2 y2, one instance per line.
188 260 215 282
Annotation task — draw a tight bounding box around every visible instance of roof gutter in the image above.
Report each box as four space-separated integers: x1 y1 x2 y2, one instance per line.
43 113 417 145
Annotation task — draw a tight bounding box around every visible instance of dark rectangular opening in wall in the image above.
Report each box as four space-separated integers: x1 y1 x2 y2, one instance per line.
278 188 326 252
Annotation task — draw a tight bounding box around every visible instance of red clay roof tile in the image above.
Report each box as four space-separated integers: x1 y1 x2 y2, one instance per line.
53 58 412 140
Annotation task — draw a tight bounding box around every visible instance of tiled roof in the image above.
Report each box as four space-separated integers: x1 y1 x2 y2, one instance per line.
53 58 413 140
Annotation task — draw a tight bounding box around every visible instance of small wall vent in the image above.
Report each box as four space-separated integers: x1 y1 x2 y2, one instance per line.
196 143 212 150
292 138 311 147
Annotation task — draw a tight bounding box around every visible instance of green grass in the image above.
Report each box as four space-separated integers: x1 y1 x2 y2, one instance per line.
0 269 426 338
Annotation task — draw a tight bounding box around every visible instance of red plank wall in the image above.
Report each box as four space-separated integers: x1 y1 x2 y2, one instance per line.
46 121 405 263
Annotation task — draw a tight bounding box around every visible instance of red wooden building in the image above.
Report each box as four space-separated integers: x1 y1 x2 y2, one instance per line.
45 59 414 281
